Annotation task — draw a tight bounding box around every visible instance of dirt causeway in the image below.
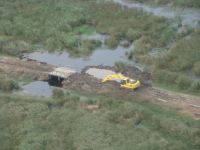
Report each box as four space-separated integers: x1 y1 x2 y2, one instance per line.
0 56 54 80
1 57 200 119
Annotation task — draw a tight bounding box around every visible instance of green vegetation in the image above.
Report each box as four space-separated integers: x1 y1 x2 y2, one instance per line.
130 0 200 8
0 74 19 92
126 22 200 93
0 0 173 56
105 37 119 49
0 90 200 150
151 30 200 93
0 0 200 149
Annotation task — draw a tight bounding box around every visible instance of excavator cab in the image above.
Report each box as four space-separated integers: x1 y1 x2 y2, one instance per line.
120 78 140 89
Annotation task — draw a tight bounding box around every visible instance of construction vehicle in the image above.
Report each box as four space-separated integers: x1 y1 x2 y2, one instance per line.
101 73 141 90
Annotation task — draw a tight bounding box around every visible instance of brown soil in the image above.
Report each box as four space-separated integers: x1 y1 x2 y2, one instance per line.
1 57 200 119
0 56 54 80
64 66 200 120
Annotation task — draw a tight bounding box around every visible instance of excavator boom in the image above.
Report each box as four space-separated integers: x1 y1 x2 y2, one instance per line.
101 73 126 83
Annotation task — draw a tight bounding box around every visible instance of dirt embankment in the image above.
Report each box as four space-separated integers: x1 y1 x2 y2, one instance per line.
1 57 199 119
64 66 200 119
0 56 54 80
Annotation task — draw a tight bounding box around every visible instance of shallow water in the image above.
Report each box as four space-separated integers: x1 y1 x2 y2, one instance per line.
113 0 175 18
25 43 142 72
25 0 200 73
112 0 200 27
22 81 53 97
81 32 109 46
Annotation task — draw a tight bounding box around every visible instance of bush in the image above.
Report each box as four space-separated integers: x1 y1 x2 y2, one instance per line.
107 111 121 123
0 78 19 92
160 27 175 45
59 23 72 33
81 39 101 51
114 61 126 71
126 29 141 42
153 69 178 84
193 62 200 77
0 20 13 36
68 19 88 28
133 112 143 125
61 34 80 50
134 38 151 55
52 89 64 99
175 75 191 90
105 36 118 49
190 81 200 92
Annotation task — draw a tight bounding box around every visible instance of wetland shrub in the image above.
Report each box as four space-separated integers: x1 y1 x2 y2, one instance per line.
81 39 101 51
193 62 200 77
126 29 141 42
150 33 200 93
52 89 64 99
0 0 172 56
0 78 19 92
105 36 118 49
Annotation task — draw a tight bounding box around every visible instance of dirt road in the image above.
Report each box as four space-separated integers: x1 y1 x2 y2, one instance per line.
0 56 54 80
63 67 200 120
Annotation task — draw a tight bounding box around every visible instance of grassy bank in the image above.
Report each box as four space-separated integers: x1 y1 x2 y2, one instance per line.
0 89 200 150
126 22 200 94
151 30 200 93
0 0 173 56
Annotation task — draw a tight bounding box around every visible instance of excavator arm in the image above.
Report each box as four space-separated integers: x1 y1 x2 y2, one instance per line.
101 73 126 83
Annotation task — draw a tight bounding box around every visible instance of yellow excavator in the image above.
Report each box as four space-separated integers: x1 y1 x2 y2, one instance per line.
101 73 141 90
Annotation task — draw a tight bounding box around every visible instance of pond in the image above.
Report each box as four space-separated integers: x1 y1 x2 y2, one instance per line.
25 45 137 72
22 81 53 97
24 32 143 72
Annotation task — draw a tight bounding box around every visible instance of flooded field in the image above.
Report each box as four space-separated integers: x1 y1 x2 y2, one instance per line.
112 0 200 27
24 31 143 72
24 0 200 73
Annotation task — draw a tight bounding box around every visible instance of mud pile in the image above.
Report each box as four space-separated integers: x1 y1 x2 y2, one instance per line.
63 65 150 96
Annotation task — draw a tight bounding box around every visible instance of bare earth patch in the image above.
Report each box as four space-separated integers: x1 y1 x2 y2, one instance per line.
0 56 54 80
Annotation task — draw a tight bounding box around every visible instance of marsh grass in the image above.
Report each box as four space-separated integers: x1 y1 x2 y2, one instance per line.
0 90 200 150
0 0 171 56
0 74 19 92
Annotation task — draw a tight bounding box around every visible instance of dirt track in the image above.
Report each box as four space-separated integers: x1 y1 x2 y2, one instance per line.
1 57 200 119
64 66 200 120
0 56 54 80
